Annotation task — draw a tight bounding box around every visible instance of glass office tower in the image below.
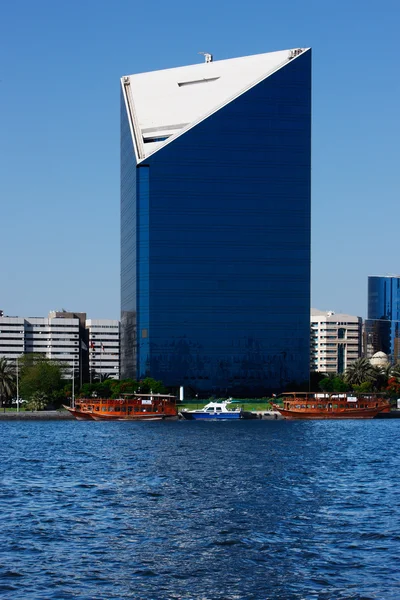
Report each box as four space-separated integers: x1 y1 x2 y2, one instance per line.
121 49 312 395
365 276 400 363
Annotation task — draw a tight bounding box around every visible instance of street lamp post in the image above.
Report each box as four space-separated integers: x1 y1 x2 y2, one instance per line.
72 357 75 409
16 356 19 413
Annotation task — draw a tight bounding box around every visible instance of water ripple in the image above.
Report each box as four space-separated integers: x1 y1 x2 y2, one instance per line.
0 420 400 598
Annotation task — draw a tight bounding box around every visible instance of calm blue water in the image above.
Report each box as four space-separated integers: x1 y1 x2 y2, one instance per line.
1 420 400 600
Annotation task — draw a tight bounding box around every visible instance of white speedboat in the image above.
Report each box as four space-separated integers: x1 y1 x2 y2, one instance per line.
180 400 242 420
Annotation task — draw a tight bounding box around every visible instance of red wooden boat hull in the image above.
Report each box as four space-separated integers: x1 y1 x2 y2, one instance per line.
276 406 388 420
64 394 177 421
63 406 95 420
90 412 166 421
274 392 391 420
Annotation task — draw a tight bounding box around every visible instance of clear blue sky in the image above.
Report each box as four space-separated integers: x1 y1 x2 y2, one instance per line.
1 0 399 320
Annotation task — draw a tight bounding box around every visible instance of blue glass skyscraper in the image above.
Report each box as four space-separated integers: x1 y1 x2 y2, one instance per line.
366 276 400 363
120 48 312 395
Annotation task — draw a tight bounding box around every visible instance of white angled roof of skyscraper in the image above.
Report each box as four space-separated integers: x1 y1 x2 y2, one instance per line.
121 48 309 160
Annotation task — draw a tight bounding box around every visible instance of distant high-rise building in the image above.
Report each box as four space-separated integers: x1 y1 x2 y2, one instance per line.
310 309 362 373
120 48 312 394
365 276 400 363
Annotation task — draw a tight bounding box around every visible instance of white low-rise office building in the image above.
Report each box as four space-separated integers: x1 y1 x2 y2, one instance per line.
86 319 120 380
0 315 80 367
311 309 362 373
0 312 120 382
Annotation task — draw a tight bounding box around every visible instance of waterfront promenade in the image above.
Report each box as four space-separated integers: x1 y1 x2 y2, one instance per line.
0 408 282 421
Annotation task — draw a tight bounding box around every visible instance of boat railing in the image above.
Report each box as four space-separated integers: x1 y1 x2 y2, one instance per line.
77 396 177 412
279 392 388 401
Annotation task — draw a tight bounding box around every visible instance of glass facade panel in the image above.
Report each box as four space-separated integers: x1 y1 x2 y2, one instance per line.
366 276 400 362
120 91 137 377
121 51 312 394
137 165 150 377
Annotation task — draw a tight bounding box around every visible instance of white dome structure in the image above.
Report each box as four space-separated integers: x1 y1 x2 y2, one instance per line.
370 351 389 367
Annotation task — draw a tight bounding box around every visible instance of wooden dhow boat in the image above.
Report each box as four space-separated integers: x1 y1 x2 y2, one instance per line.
273 392 390 420
64 393 177 421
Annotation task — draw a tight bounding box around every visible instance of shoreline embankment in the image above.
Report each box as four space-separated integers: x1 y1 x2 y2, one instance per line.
0 411 74 420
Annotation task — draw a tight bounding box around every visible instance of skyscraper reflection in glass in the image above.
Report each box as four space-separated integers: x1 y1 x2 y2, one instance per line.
365 276 400 363
120 48 312 395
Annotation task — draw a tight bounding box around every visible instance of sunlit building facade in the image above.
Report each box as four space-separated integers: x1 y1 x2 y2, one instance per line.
86 319 120 380
310 309 362 373
365 276 400 363
0 312 120 384
0 313 81 373
120 48 312 394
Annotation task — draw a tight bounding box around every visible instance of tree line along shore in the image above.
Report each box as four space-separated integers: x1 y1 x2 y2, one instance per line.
1 355 399 413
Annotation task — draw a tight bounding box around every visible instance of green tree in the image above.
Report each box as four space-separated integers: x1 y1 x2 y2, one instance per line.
52 384 73 409
138 377 166 394
78 377 168 399
344 358 379 387
309 371 328 392
318 374 347 393
331 376 348 392
108 379 139 398
94 381 114 398
374 363 392 391
79 382 98 398
25 391 48 411
352 381 373 393
319 377 334 392
118 379 139 395
79 380 114 399
0 357 16 408
19 354 63 404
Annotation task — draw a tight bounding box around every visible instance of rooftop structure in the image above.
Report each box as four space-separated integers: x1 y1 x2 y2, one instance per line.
122 49 302 159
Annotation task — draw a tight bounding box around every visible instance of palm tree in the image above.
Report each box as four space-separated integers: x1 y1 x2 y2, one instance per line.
93 371 114 382
344 358 379 387
375 363 392 390
26 391 48 411
0 357 16 407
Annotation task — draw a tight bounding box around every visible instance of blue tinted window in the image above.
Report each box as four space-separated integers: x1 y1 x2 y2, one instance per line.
366 276 400 362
